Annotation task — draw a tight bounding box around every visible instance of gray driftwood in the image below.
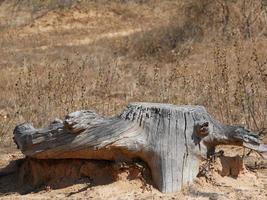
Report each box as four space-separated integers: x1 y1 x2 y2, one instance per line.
13 102 267 193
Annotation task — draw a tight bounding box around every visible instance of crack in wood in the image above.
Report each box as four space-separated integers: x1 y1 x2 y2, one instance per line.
183 112 189 156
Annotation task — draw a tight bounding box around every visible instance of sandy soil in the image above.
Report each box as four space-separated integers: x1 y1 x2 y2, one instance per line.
0 146 266 200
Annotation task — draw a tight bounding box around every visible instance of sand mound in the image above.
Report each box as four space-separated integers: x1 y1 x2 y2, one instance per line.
1 157 152 194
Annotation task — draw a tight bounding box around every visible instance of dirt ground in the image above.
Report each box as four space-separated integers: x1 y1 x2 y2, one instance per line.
0 146 266 200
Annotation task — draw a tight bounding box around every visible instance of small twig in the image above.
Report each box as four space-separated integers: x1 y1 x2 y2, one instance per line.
66 183 91 197
197 150 224 184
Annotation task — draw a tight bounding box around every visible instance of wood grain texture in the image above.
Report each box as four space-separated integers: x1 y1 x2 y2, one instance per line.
13 102 267 193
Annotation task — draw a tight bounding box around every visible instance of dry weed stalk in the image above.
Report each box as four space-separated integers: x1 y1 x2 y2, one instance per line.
0 0 267 146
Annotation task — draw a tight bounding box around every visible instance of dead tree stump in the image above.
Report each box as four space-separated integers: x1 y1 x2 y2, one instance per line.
13 102 267 193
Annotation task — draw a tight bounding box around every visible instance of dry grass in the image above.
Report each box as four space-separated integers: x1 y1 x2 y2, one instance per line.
0 0 266 147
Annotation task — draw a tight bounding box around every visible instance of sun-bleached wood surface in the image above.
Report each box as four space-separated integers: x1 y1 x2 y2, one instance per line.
13 102 267 193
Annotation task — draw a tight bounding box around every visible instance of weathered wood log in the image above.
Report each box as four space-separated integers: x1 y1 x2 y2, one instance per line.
13 102 267 193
